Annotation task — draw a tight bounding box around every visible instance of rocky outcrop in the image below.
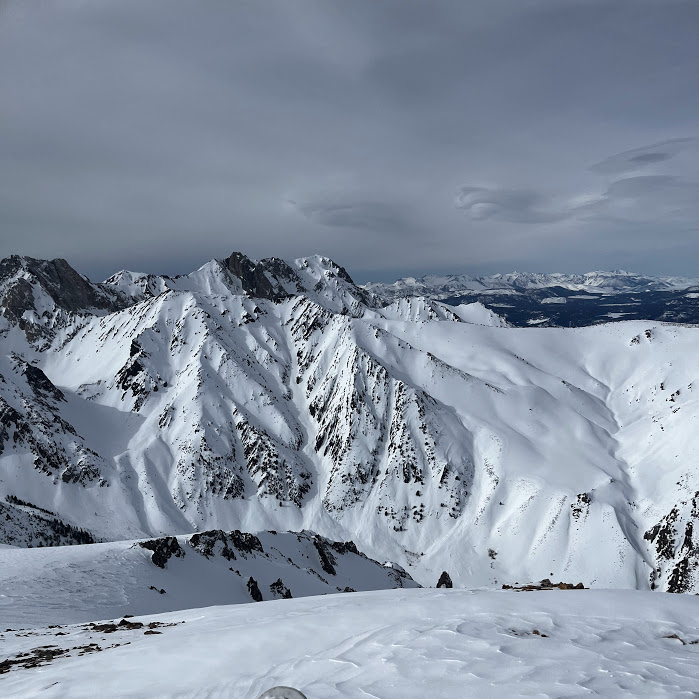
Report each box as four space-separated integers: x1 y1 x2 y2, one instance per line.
0 256 124 322
436 571 453 588
139 537 185 569
21 363 65 403
0 256 127 345
645 496 699 593
502 579 586 591
312 535 337 576
247 576 263 602
223 253 304 301
269 578 293 599
188 530 264 560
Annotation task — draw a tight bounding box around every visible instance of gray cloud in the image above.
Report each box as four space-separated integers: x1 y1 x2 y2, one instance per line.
455 171 699 230
454 187 571 224
580 175 699 223
296 198 416 234
590 138 697 174
1 0 699 281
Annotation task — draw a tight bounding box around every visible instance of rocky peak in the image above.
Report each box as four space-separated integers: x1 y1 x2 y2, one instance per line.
0 255 128 345
222 252 302 301
0 256 120 316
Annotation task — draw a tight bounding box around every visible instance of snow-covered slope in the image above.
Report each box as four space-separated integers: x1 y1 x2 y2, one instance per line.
2 252 699 596
0 529 416 627
2 588 699 697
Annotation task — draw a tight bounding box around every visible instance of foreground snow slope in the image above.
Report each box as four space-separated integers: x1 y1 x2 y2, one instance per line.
2 588 699 698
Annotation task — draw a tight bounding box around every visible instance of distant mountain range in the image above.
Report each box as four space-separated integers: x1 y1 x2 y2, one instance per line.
1 251 698 600
367 269 699 297
367 270 699 327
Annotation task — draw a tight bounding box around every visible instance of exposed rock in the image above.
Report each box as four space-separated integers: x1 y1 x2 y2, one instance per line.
330 540 363 557
188 530 263 560
139 537 185 569
0 255 126 344
312 535 337 576
89 619 144 633
501 580 587 591
436 571 453 588
247 576 263 602
269 578 293 599
0 361 104 486
571 492 592 520
0 645 70 673
645 497 699 593
223 253 303 301
21 363 65 403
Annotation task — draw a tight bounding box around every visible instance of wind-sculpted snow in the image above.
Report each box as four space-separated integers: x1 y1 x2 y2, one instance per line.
2 252 699 595
2 589 699 697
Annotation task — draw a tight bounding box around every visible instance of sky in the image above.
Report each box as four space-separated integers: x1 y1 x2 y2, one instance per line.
1 0 698 283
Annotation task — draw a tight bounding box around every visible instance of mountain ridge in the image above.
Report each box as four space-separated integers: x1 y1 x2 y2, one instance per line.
1 251 698 595
366 269 699 299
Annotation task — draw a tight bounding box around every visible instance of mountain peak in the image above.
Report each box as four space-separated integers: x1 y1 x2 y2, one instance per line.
221 252 303 301
0 255 125 342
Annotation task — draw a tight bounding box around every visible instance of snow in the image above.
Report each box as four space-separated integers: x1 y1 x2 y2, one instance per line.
4 252 699 694
3 252 699 600
4 281 699 593
452 301 509 326
366 270 699 301
2 588 699 697
0 531 416 628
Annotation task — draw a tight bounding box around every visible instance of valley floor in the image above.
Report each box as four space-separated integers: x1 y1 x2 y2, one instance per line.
2 588 699 698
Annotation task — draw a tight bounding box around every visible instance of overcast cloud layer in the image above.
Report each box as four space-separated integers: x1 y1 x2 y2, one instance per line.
1 0 698 282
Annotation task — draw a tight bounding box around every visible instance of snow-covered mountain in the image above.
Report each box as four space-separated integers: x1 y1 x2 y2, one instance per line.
366 269 699 300
2 252 699 597
367 269 699 327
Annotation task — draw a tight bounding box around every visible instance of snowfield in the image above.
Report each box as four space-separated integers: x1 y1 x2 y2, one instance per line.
2 588 699 697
